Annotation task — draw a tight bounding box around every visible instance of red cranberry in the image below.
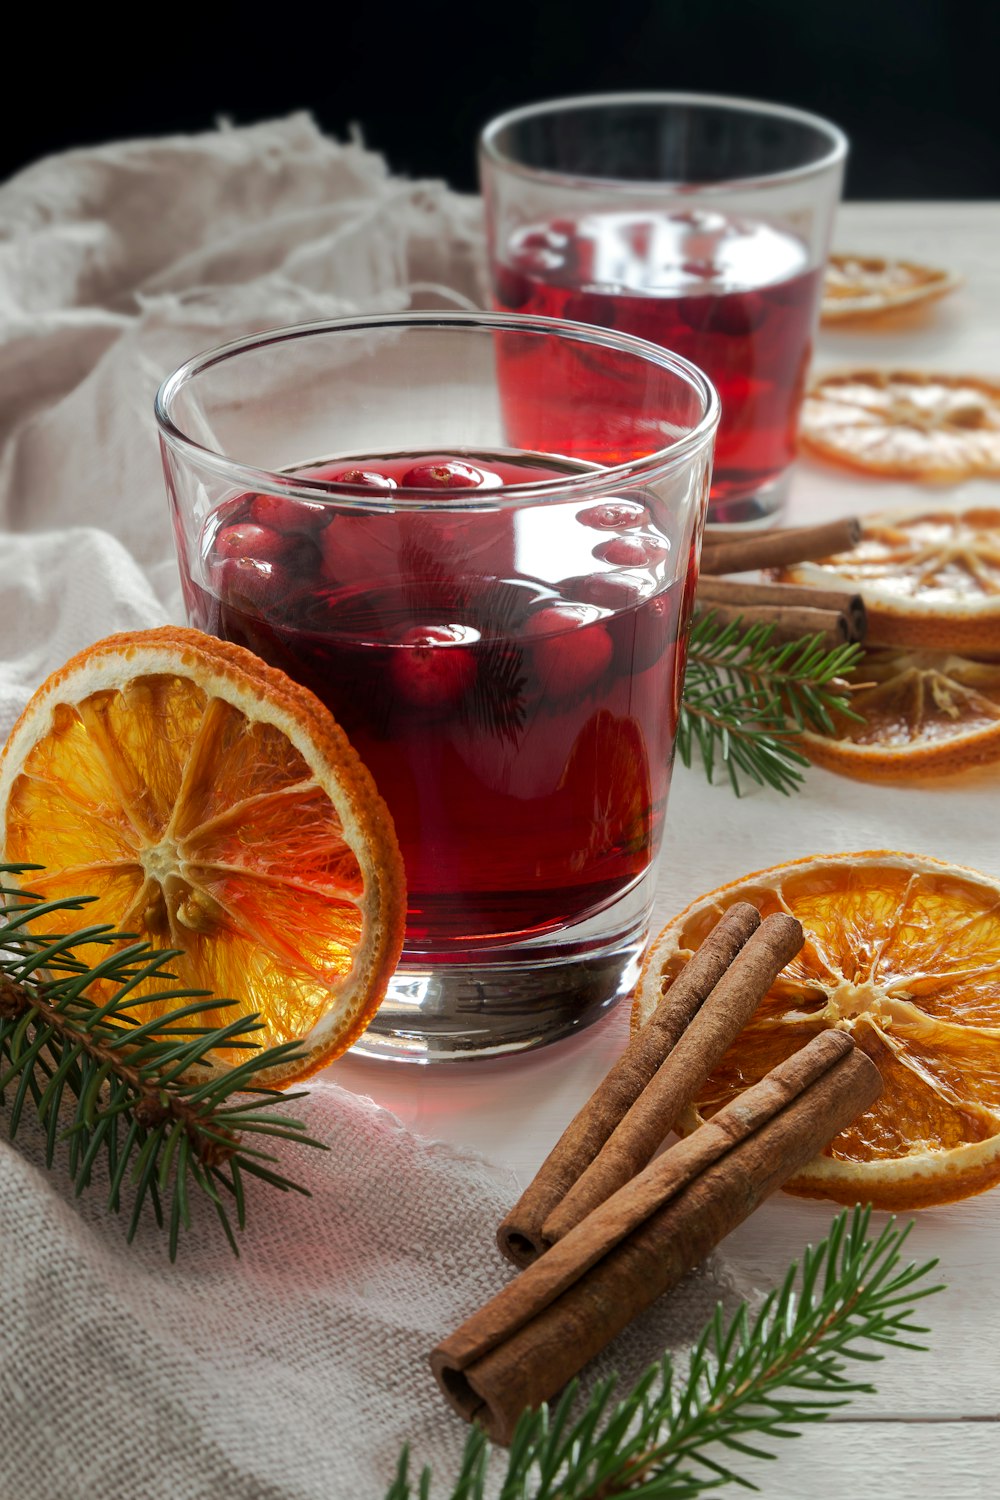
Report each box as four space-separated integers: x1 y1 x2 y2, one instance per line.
319 513 404 585
249 492 329 537
391 625 478 707
213 522 298 564
494 265 534 310
561 292 616 329
681 259 719 282
597 534 669 568
578 501 647 531
209 493 254 531
401 460 485 490
526 606 613 697
678 291 767 337
630 593 675 673
560 574 642 612
328 469 397 490
215 555 289 616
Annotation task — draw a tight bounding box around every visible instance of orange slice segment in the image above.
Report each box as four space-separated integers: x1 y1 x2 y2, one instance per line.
0 627 406 1084
821 254 961 324
633 851 1000 1211
799 648 1000 781
800 370 1000 479
772 507 1000 654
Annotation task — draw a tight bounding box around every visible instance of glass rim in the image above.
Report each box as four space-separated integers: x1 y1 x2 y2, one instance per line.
479 90 848 194
153 310 721 506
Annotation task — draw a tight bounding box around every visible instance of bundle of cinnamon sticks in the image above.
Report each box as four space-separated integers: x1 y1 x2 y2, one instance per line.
430 903 881 1445
696 515 867 647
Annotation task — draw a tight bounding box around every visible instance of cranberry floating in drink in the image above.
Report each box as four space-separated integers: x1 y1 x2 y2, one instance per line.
157 314 718 1061
481 94 846 524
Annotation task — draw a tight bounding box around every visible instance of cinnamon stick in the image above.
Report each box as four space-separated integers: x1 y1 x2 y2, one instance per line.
496 902 763 1268
699 516 861 576
541 912 803 1245
697 576 868 642
693 600 852 648
431 1030 881 1445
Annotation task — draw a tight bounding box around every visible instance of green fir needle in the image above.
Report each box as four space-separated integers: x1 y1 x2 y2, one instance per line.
0 865 326 1260
390 1206 941 1499
678 613 864 796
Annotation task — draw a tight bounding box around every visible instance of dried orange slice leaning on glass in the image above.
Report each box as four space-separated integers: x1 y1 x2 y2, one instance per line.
0 626 406 1085
772 507 1000 655
821 254 961 324
800 370 1000 479
798 648 1000 781
634 851 1000 1212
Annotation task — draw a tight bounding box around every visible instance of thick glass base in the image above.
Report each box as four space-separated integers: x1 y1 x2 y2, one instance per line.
706 470 791 528
350 877 653 1063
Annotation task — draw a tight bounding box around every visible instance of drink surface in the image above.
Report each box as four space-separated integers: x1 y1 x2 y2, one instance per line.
180 451 689 954
492 210 821 503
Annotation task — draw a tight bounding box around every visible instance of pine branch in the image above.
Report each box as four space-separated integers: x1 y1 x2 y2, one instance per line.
395 1206 942 1499
0 864 325 1259
679 614 864 797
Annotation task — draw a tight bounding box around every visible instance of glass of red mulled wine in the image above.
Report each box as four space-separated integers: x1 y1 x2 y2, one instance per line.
155 313 718 1061
480 93 846 526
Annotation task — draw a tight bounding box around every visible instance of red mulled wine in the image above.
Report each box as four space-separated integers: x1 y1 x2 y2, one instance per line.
492 209 822 504
180 451 690 953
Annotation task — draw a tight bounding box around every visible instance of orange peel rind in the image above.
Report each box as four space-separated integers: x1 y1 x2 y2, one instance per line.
800 647 1000 781
822 253 961 324
800 369 1000 480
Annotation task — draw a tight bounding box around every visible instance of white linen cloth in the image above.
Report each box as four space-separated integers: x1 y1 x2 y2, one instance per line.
0 116 747 1499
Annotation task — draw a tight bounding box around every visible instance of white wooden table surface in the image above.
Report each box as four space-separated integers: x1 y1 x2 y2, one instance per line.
330 204 1000 1497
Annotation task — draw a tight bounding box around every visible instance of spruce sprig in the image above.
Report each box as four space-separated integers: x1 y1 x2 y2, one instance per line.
679 614 864 797
0 864 325 1259
390 1206 941 1499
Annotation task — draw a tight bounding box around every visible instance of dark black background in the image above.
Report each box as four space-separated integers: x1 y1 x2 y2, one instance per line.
5 0 999 197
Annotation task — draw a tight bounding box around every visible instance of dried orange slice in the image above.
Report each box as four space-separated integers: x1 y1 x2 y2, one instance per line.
0 627 406 1084
560 711 653 874
821 254 961 324
773 507 1000 655
800 648 1000 781
634 851 1000 1211
800 370 1000 479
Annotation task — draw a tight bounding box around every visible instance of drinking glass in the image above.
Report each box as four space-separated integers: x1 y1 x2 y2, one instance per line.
480 93 846 525
156 312 718 1061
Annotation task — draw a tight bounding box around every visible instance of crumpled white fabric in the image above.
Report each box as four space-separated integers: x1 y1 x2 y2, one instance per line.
0 116 746 1499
